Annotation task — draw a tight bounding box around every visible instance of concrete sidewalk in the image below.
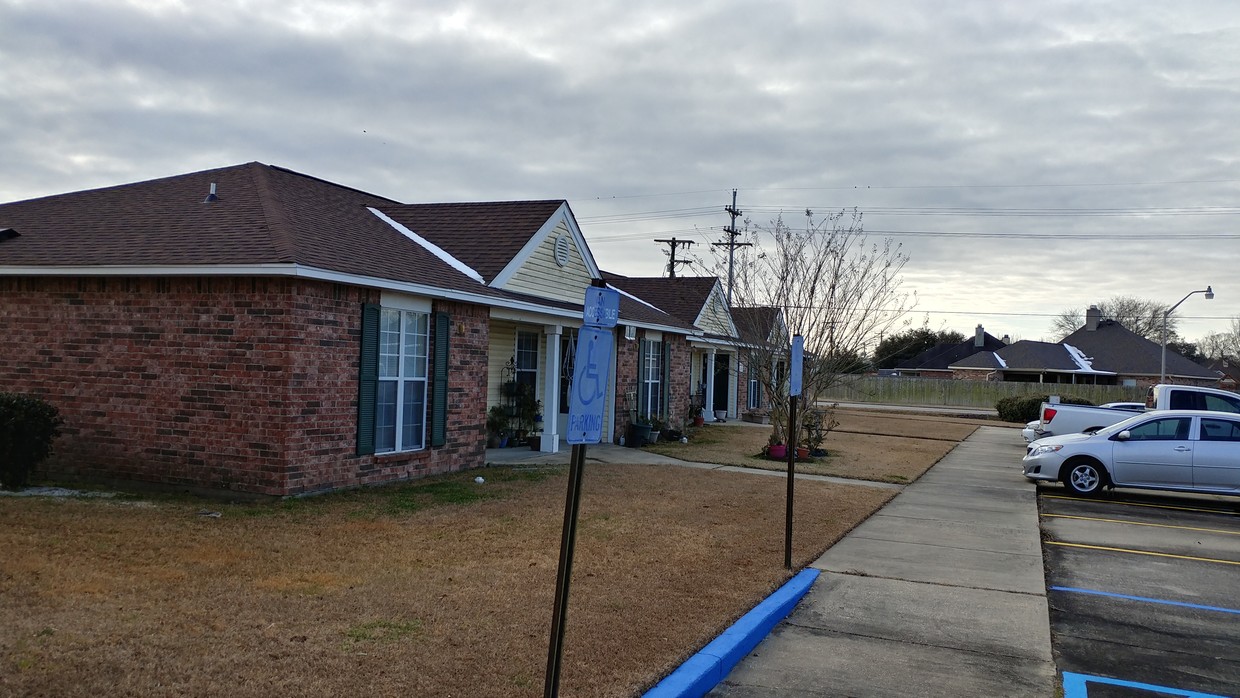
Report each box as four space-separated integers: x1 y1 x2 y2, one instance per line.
484 438 905 491
709 426 1057 697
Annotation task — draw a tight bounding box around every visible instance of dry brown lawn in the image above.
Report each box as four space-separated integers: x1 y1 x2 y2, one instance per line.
648 408 983 483
2 464 896 698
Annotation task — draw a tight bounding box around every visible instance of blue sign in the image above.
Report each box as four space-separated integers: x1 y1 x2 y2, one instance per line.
582 287 620 328
567 327 613 444
790 335 804 397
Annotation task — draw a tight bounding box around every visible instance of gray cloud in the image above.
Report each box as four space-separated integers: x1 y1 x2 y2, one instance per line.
2 0 1239 342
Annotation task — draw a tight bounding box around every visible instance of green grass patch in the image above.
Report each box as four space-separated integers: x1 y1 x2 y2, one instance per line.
343 619 423 645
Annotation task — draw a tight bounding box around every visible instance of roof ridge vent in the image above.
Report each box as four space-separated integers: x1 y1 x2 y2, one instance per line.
203 182 219 203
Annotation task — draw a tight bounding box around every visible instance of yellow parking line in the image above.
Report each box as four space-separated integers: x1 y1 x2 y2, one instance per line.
1042 494 1237 516
1042 514 1240 537
1047 541 1240 566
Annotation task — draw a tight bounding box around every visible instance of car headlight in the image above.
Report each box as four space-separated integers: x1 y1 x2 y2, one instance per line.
1030 444 1063 456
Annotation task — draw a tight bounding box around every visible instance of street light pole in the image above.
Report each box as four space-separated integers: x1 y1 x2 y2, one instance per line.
1160 285 1214 383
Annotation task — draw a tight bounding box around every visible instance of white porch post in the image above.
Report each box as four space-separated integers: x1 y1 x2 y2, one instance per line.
540 325 562 453
705 350 717 421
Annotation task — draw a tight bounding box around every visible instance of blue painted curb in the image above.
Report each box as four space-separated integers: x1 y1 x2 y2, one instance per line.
643 568 821 698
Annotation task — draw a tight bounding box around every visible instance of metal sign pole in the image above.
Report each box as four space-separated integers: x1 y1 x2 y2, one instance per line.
785 334 804 571
785 393 797 570
544 284 618 698
544 443 587 698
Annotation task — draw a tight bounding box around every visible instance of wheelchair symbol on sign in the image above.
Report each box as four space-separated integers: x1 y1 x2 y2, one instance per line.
576 334 607 406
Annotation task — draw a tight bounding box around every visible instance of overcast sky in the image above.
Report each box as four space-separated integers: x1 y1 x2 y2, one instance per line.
3 0 1239 346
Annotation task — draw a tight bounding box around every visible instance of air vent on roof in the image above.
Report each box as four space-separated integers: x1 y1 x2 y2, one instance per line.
0 228 18 242
203 182 219 203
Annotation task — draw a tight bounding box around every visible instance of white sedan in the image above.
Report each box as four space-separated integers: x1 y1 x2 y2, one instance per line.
1022 410 1240 496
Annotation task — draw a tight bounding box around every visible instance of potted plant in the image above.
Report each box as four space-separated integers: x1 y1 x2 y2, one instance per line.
486 405 508 449
628 414 653 447
688 403 705 428
648 415 669 444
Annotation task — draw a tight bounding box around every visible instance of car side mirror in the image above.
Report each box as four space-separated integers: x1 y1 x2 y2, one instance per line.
1115 430 1130 442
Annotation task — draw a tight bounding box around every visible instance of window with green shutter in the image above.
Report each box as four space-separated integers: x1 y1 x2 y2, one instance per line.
359 304 431 455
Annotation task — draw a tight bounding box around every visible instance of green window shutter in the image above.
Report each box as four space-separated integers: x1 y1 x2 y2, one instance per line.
357 303 380 456
431 312 450 447
662 340 672 418
636 339 648 418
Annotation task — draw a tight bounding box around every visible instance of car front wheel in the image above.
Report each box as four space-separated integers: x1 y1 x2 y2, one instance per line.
1063 460 1107 496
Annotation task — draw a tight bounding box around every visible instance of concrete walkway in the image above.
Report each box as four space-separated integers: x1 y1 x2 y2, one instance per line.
709 426 1057 697
484 439 904 490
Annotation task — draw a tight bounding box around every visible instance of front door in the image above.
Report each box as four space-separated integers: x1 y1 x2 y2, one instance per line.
713 354 730 414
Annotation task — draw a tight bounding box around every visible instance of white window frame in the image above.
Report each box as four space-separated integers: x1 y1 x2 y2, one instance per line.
376 308 430 454
642 340 664 417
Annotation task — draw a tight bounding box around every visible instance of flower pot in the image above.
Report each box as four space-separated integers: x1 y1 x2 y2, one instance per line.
692 416 705 427
714 410 727 421
796 447 810 460
629 423 652 447
768 444 787 459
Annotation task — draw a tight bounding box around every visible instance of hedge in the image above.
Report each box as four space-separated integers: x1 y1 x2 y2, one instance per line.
0 392 65 490
995 394 1094 424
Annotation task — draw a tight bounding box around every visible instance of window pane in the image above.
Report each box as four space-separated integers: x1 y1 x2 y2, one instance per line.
379 310 401 378
402 379 426 449
404 312 428 378
376 381 398 452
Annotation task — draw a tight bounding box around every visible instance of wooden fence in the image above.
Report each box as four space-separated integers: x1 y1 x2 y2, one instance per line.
818 376 1147 410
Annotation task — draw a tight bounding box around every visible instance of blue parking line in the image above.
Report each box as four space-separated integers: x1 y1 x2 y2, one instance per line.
1051 586 1240 615
1063 671 1230 697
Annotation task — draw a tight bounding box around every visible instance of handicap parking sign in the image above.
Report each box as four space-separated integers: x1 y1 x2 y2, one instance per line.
567 326 613 444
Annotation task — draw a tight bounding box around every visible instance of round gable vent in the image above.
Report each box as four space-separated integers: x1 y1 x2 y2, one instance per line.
554 235 572 267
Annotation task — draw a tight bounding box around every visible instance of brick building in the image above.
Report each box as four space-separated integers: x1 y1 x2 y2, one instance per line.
0 163 705 496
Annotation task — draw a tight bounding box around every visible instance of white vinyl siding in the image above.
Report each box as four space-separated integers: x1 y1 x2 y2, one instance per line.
696 289 735 336
503 221 593 303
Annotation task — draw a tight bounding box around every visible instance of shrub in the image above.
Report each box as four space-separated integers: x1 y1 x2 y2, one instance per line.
0 392 65 490
995 394 1094 423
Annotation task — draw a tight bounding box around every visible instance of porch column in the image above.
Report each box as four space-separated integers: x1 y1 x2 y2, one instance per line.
705 350 717 421
540 325 562 453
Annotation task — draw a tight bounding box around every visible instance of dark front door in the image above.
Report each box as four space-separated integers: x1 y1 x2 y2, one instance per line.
713 355 730 413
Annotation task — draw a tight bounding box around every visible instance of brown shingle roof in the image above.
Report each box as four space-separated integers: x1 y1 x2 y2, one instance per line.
731 306 782 346
0 162 701 332
0 163 556 297
603 275 720 326
377 200 566 283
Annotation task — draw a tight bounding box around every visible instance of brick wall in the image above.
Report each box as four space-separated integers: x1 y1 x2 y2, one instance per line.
613 331 639 441
0 276 488 496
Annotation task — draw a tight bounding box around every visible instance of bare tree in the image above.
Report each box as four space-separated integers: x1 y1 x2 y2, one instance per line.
1198 317 1240 360
1049 296 1176 342
719 209 913 445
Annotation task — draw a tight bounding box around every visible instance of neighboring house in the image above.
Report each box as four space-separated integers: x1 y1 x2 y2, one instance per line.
605 275 748 422
730 306 789 412
0 162 695 496
892 325 1007 377
950 307 1218 387
1202 359 1240 391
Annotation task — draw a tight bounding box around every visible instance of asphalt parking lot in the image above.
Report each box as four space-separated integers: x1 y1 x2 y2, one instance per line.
1038 486 1240 697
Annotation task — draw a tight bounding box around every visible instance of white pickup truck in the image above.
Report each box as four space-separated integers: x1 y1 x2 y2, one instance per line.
1026 384 1240 442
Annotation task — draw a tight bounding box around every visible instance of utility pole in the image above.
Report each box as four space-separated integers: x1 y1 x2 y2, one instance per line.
654 237 695 278
713 189 751 307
